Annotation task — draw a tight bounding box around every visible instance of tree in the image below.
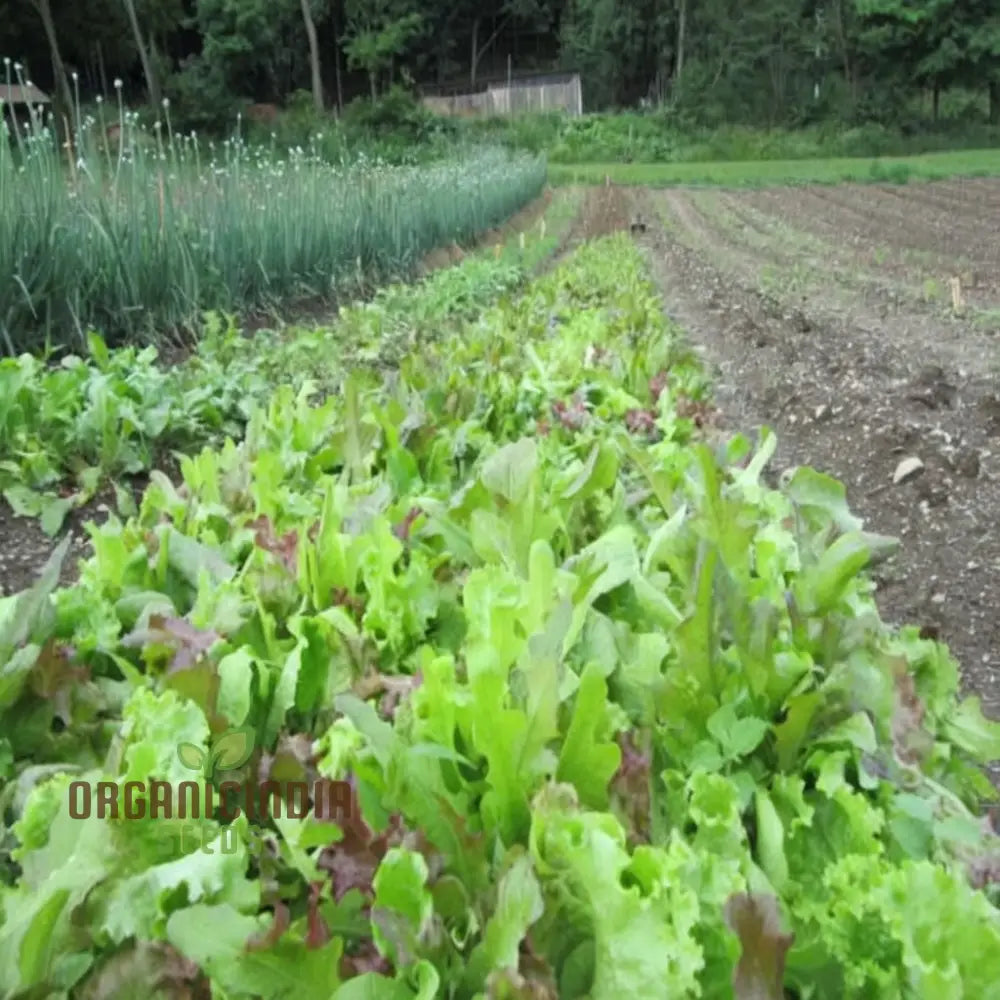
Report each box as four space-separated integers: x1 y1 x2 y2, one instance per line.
191 0 301 101
854 0 967 119
676 0 688 86
949 0 1000 122
560 0 670 108
300 0 325 111
27 0 74 140
330 0 345 110
5 0 1000 123
121 0 161 107
343 0 423 99
560 0 631 107
467 0 552 87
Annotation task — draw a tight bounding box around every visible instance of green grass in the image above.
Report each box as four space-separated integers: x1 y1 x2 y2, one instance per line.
461 111 1000 163
547 148 1000 188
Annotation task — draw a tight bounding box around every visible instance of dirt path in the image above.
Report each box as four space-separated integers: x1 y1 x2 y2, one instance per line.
627 183 1000 745
551 183 631 263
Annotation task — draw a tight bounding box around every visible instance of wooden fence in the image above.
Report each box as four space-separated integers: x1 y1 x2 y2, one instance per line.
422 74 583 118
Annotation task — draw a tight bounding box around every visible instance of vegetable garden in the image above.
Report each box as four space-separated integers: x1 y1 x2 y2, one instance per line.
0 103 1000 1000
1 162 999 997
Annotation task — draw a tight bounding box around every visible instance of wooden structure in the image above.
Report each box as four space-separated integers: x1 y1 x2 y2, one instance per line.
422 72 582 118
0 83 51 109
0 83 51 131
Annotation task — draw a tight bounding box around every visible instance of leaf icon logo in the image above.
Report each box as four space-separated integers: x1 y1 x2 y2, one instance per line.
176 726 255 780
176 742 207 772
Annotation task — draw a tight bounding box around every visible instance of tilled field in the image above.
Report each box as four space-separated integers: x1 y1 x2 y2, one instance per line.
623 178 1000 733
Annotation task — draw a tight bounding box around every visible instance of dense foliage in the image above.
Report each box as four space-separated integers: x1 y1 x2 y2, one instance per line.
465 110 1000 164
1 229 998 998
4 0 1000 132
0 107 545 353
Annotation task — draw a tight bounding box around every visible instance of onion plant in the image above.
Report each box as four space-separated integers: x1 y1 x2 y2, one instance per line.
0 64 545 355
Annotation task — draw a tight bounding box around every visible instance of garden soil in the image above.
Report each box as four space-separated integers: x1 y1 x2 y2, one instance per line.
626 180 1000 773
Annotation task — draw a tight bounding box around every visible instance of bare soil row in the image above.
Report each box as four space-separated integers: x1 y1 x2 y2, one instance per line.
629 181 1000 749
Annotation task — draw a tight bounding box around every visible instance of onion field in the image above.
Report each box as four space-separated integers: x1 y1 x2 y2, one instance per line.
0 110 544 353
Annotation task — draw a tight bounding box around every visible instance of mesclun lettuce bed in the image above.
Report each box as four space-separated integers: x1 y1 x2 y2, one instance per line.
0 189 578 542
1 235 998 999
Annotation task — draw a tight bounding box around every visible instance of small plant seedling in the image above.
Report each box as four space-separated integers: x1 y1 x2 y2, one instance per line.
922 278 942 303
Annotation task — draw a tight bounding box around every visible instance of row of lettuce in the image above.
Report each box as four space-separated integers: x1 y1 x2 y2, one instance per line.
0 191 578 542
1 230 999 998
